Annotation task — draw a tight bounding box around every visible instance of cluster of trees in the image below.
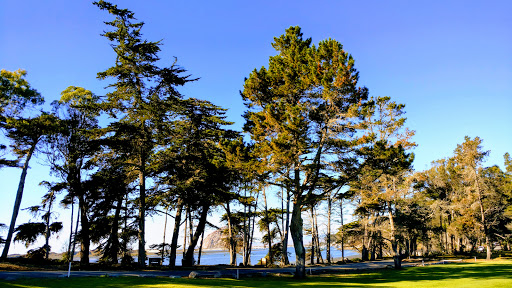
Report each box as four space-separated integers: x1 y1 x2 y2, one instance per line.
0 1 234 269
1 1 510 279
341 136 512 268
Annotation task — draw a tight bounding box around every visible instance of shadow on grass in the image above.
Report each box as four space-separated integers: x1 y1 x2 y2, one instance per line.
2 261 512 288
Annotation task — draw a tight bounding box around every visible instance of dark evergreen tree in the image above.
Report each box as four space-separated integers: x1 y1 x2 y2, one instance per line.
94 0 194 266
0 69 44 168
44 86 101 265
152 98 236 267
1 113 58 259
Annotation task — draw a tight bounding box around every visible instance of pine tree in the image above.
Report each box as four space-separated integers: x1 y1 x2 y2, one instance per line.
1 113 58 259
453 136 492 260
242 26 367 278
94 1 194 266
152 98 235 266
354 96 415 268
0 69 43 167
44 86 101 265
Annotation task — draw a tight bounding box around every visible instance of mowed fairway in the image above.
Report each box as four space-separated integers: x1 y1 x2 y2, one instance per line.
1 260 512 288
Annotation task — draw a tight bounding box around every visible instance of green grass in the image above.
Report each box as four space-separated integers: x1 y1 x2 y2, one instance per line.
1 260 512 288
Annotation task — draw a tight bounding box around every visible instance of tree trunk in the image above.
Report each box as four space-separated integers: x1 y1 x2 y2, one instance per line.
1 143 36 260
121 196 132 263
290 197 306 278
182 204 209 266
263 186 272 266
121 196 130 262
388 203 401 269
68 204 80 269
310 207 315 265
280 189 285 266
370 231 376 261
162 206 168 263
475 172 491 260
444 221 448 254
225 202 237 266
362 215 369 261
326 194 331 264
340 198 345 262
169 198 183 268
281 190 290 265
182 207 188 260
314 207 323 264
243 200 249 266
188 207 193 250
137 152 146 267
79 194 90 265
44 193 54 260
67 201 75 259
197 228 205 265
109 198 122 264
378 231 383 259
246 202 256 266
99 197 121 264
243 189 247 266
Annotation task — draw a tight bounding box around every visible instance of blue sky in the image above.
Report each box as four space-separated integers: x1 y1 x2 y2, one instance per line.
1 0 511 255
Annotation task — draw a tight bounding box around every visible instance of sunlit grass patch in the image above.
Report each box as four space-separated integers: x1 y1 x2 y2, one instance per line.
1 260 512 288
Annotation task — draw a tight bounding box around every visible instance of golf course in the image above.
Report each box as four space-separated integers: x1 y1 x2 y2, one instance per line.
1 259 511 287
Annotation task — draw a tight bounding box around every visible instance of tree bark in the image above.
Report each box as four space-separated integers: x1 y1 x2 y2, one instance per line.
282 189 291 265
340 198 345 262
67 201 75 259
310 207 315 264
44 193 54 260
182 204 209 266
326 194 331 264
475 173 491 260
121 196 130 263
109 198 122 263
1 143 36 260
313 207 323 264
68 204 80 270
245 202 257 266
78 194 90 265
362 215 369 261
388 202 401 269
137 149 146 267
197 228 205 265
162 206 168 263
243 199 250 266
290 198 306 278
263 186 272 266
243 189 247 266
169 198 183 268
182 207 188 260
225 202 237 266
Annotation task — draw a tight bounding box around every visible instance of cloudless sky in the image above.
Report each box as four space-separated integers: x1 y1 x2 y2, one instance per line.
1 0 511 255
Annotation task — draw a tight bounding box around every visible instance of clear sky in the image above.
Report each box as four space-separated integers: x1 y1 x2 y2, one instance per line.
1 0 511 255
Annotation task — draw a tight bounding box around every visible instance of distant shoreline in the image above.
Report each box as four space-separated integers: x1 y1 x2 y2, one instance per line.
8 246 360 262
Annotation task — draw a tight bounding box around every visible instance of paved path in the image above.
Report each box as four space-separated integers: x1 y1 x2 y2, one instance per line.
0 260 418 281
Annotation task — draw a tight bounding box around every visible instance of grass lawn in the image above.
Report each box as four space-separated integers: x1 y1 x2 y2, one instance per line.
1 260 512 288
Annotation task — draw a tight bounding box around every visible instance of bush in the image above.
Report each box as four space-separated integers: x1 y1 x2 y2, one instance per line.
25 246 46 261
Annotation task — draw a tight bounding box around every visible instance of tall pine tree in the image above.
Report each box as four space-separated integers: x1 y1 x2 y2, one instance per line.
94 1 193 266
242 27 367 278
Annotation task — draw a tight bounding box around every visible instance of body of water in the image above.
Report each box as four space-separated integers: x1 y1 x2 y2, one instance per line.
151 247 358 266
84 247 358 266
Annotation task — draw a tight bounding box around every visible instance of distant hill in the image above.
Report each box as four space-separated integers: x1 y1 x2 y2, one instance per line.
202 229 226 250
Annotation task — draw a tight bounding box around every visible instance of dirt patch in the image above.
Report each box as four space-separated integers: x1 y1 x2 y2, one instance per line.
0 262 45 271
